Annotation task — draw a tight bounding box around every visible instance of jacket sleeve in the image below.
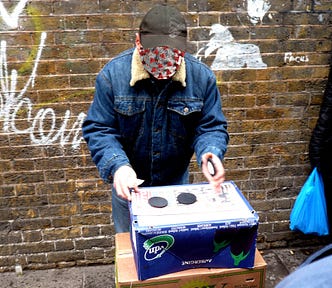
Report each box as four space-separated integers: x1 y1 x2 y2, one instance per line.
82 71 130 183
194 73 229 166
309 67 332 169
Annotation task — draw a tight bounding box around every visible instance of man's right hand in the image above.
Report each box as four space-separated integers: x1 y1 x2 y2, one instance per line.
201 152 225 193
113 165 140 201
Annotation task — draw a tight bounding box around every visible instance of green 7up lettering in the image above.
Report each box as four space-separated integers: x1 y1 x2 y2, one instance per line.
143 235 175 261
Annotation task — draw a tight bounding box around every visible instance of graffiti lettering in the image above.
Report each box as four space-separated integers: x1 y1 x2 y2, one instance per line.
0 33 86 149
0 0 29 29
284 52 309 63
0 1 86 150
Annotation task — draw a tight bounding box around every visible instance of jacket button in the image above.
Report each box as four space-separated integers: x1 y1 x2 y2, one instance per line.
183 107 189 113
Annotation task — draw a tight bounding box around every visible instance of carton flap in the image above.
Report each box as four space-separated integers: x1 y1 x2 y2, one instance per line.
115 233 133 256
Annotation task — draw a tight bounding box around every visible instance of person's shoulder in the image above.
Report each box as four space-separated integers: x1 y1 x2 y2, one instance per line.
97 48 134 80
103 48 135 68
184 52 215 76
185 52 202 64
113 48 135 60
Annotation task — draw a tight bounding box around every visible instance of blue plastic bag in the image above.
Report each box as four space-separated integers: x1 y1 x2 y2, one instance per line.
290 167 329 236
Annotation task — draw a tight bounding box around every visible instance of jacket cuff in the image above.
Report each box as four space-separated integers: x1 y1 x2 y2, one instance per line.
100 155 130 183
196 146 225 167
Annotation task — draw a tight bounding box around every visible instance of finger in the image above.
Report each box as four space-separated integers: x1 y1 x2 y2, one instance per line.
210 164 225 192
121 187 132 201
207 158 216 176
214 173 226 192
115 181 131 201
122 179 134 200
202 162 214 182
124 188 132 201
210 179 222 193
130 185 140 194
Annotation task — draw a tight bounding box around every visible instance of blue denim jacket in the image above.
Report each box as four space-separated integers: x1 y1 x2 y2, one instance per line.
82 48 229 186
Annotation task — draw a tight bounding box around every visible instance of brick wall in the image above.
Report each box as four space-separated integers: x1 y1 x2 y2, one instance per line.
0 0 331 272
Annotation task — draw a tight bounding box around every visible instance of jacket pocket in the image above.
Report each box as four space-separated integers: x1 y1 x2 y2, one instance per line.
114 98 146 140
167 100 203 116
167 100 203 140
114 98 145 116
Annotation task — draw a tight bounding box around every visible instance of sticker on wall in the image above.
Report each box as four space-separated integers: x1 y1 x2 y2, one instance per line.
196 24 267 70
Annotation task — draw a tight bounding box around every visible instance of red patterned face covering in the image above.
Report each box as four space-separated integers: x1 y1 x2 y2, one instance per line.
138 46 185 80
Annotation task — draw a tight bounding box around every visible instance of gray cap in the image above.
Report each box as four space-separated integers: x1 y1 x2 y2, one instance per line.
139 4 187 51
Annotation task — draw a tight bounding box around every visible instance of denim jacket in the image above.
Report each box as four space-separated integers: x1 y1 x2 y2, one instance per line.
82 48 229 186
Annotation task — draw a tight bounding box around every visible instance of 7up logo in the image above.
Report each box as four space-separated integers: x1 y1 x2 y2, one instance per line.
143 235 174 261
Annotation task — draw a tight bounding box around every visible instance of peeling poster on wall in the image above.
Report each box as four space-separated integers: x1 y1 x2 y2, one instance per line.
195 0 271 70
196 24 267 70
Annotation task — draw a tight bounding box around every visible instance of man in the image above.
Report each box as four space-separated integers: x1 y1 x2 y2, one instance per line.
309 64 332 237
82 4 229 233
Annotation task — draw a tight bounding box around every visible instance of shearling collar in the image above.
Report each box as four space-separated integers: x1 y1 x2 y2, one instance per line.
130 48 186 87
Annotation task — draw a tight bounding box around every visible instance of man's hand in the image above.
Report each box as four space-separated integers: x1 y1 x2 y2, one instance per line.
113 165 140 201
201 153 225 192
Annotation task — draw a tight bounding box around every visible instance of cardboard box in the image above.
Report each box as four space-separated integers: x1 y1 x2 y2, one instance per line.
115 232 266 288
129 181 259 280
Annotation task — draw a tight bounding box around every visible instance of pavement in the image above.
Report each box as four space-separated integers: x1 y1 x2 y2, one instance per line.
0 245 325 288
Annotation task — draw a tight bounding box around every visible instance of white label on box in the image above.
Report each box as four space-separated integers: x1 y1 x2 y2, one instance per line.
131 182 255 227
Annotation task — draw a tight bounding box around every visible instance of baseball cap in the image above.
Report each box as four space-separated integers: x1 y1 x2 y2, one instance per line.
139 4 187 51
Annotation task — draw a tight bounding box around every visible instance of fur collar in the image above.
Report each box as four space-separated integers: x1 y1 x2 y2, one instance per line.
130 48 186 87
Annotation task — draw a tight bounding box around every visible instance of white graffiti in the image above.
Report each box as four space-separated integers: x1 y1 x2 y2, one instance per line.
284 52 309 63
196 24 267 70
0 3 86 149
247 0 271 25
0 0 29 29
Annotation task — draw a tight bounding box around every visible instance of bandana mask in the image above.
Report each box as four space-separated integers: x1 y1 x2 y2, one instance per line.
138 46 185 80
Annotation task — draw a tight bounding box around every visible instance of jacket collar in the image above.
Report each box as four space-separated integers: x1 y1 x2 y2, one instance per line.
130 48 186 87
